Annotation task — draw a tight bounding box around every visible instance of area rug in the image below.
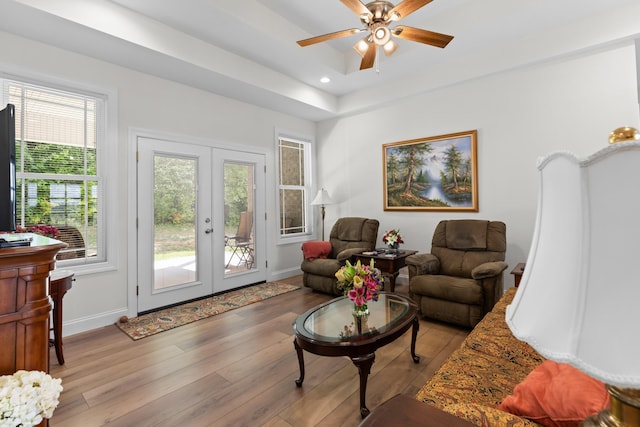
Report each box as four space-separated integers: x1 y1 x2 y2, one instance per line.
116 281 299 340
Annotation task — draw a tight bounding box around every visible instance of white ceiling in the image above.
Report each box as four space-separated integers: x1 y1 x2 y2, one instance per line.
1 0 639 121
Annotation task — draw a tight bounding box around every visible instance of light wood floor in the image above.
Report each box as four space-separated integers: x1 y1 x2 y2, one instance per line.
50 276 469 427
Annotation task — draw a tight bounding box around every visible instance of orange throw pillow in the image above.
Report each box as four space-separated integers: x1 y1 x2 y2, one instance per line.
302 241 331 261
498 360 610 427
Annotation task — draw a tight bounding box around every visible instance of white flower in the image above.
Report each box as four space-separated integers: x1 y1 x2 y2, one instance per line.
382 229 403 246
0 371 62 427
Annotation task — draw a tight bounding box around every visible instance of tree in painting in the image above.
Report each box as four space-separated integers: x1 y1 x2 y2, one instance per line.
443 144 463 190
386 152 401 184
396 142 432 194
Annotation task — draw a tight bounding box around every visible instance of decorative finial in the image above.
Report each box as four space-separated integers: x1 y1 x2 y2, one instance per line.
608 127 640 144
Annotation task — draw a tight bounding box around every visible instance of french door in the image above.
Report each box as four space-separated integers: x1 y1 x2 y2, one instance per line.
136 136 265 313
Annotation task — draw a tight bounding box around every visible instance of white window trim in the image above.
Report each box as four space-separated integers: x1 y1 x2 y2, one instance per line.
0 67 118 276
274 130 315 245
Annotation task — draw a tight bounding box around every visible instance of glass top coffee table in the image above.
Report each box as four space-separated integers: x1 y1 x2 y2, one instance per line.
293 292 420 418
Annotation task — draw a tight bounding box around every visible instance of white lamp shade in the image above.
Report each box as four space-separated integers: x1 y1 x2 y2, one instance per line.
311 188 334 206
506 141 640 388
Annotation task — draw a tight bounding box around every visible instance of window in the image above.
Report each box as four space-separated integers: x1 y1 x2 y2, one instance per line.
277 136 312 238
3 79 105 265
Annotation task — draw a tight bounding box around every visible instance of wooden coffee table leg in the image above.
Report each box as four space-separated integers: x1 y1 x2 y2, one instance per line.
351 353 375 418
293 339 305 387
411 317 420 363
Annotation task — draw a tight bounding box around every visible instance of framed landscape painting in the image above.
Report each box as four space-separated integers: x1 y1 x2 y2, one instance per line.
383 130 478 211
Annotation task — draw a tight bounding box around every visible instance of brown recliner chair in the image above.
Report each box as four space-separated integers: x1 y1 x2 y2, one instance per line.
301 217 379 295
406 220 507 328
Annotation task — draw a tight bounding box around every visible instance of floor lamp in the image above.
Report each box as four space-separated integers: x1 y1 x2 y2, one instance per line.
311 188 334 241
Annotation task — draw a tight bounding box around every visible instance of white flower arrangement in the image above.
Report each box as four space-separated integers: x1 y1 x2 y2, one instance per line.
0 370 62 427
382 229 403 246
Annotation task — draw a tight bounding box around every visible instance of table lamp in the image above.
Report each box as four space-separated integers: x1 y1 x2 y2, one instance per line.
311 188 334 240
506 133 640 426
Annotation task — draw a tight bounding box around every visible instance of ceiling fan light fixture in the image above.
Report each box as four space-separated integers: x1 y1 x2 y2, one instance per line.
373 25 391 46
353 37 371 57
382 39 398 56
297 0 453 72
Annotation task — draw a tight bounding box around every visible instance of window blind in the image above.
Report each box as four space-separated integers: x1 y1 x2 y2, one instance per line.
4 79 105 264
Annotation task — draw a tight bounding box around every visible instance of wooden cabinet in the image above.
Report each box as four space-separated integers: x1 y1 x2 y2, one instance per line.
0 234 66 375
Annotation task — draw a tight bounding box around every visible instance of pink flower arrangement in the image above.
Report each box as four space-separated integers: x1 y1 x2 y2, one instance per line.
17 225 61 239
335 259 384 309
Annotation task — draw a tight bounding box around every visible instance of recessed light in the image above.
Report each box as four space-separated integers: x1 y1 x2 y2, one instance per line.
320 76 330 83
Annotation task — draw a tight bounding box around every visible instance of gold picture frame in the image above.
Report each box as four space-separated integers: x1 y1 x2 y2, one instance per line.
383 130 478 211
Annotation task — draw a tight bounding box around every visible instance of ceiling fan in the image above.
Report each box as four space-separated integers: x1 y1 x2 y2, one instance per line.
297 0 454 70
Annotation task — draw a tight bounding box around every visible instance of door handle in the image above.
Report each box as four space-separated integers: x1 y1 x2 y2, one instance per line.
205 228 213 234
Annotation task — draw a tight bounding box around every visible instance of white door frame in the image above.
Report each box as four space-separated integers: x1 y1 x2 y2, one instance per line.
136 137 214 312
127 128 268 317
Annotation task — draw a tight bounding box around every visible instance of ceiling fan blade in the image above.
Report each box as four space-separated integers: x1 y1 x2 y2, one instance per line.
360 43 377 70
387 0 433 21
392 25 453 48
340 0 371 18
297 28 362 47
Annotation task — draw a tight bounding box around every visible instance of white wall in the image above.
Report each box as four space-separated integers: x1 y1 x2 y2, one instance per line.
317 42 640 285
0 30 316 335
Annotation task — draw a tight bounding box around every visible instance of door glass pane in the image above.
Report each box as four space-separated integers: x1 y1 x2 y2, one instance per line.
153 154 197 290
224 162 255 274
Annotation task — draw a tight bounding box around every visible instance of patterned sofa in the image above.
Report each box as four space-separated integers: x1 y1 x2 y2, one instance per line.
415 287 545 426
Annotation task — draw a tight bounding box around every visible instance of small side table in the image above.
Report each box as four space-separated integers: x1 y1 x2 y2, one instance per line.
49 270 74 365
510 263 525 287
352 249 418 292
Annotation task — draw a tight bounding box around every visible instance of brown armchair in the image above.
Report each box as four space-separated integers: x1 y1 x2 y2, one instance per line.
301 217 379 295
406 220 507 328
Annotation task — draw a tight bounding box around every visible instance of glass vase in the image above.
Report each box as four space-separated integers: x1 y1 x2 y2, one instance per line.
352 304 369 334
387 242 399 254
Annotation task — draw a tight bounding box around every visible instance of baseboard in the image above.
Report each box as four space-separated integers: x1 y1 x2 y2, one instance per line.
270 266 302 282
62 307 128 337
